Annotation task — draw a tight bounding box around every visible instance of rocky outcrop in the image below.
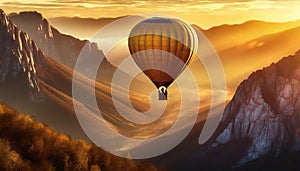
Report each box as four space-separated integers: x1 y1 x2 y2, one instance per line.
214 50 300 166
9 11 114 73
0 9 42 90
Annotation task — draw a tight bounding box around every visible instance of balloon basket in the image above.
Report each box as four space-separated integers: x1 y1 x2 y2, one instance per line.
158 86 168 100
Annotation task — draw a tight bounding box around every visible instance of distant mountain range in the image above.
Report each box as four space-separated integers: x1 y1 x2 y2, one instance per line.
48 16 126 39
218 23 300 90
201 20 300 51
48 16 300 44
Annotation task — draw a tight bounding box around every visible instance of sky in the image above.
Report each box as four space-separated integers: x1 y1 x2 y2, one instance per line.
1 0 300 28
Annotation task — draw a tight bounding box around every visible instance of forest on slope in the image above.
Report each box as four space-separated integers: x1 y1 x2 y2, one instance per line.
0 103 162 171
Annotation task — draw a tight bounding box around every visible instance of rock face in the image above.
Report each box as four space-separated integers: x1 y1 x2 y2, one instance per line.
9 11 114 73
0 9 41 90
214 50 300 166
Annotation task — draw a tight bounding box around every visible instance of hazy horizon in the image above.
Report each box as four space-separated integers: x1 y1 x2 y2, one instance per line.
1 0 300 29
50 16 300 30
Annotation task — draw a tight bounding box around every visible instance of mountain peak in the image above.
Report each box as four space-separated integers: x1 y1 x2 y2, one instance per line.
9 11 53 41
10 11 43 19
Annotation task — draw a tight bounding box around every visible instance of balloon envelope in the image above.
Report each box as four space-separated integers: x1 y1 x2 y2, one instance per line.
128 17 198 89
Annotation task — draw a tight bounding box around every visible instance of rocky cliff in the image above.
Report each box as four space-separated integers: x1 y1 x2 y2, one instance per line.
0 9 41 90
214 50 300 167
9 11 114 73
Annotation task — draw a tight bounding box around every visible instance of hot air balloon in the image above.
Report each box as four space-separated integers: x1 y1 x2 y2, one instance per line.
128 17 198 100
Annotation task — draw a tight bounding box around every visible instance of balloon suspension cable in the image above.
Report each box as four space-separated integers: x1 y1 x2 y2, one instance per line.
158 86 168 100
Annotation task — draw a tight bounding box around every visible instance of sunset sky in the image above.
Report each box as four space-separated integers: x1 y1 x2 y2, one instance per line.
1 0 300 28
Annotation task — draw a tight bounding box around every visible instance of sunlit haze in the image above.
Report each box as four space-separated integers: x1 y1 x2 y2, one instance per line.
1 0 300 28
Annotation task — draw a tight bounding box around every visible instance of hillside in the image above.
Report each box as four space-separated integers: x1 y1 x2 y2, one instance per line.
0 103 160 171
